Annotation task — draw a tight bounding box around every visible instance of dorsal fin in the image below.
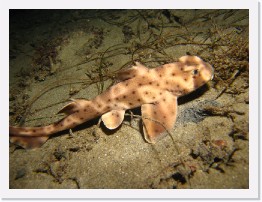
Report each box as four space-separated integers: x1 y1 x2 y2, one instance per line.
116 62 148 81
57 102 78 115
58 99 90 115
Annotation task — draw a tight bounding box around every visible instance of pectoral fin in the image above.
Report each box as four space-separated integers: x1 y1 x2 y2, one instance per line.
141 92 177 143
101 109 125 129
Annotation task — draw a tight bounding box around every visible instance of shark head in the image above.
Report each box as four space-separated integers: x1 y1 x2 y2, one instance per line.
177 55 214 93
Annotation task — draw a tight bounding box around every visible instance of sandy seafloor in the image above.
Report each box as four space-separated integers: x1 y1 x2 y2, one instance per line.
9 10 249 189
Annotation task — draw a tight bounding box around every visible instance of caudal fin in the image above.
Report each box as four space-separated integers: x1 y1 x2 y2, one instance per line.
10 135 49 149
9 126 51 149
9 99 94 149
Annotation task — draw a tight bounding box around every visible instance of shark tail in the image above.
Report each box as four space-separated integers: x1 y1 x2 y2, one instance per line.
9 99 94 149
9 125 52 149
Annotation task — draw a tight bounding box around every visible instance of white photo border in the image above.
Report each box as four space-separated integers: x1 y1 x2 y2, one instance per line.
0 0 259 199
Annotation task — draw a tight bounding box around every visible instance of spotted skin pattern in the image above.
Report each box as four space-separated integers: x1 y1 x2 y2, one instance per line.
10 56 214 149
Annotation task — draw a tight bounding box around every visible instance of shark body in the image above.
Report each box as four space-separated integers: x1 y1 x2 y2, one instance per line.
10 55 214 149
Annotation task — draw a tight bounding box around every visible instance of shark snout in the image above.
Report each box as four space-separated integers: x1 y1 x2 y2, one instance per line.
209 64 214 80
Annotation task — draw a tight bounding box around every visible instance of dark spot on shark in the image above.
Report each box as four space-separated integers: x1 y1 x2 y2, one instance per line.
71 122 77 126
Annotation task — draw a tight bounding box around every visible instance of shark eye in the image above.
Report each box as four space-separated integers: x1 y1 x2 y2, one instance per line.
192 69 199 75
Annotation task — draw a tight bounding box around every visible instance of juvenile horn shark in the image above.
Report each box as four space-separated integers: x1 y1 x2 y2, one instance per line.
10 56 214 149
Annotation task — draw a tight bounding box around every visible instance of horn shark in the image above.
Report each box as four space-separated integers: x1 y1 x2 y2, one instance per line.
10 56 214 149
